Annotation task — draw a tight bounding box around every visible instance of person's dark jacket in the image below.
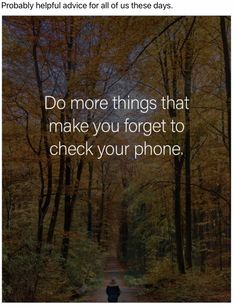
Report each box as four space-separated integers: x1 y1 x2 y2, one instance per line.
106 283 121 302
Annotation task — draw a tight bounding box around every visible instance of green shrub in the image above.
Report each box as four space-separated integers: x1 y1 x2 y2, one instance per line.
144 257 176 287
2 244 43 302
66 238 104 288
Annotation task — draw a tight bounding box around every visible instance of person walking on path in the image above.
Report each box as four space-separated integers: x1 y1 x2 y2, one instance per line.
106 279 121 302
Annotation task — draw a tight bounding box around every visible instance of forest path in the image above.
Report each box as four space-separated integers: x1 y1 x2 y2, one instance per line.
82 256 140 302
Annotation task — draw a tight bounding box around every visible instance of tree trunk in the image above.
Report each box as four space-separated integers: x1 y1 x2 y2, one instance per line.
159 41 185 273
47 110 65 244
119 199 129 261
47 154 65 244
61 156 72 260
87 161 94 238
220 16 231 170
119 170 129 261
61 157 84 260
220 17 231 251
174 156 185 274
198 209 206 273
217 200 223 270
184 38 193 269
97 161 105 244
197 165 207 272
37 209 44 253
220 16 231 270
31 18 53 252
161 188 174 271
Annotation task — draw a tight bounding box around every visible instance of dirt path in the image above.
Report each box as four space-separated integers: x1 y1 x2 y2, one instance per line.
82 256 140 302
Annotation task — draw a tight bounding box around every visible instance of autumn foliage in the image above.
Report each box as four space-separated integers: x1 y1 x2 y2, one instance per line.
2 16 230 302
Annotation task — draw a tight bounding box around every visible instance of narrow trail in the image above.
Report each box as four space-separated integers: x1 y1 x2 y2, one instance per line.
82 256 141 302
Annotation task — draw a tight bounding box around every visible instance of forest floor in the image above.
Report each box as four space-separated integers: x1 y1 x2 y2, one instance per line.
136 269 231 302
81 256 141 302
